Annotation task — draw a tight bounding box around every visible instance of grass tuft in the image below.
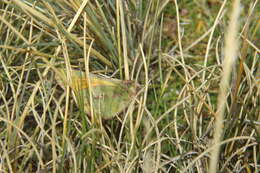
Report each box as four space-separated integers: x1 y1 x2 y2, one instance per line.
0 0 259 172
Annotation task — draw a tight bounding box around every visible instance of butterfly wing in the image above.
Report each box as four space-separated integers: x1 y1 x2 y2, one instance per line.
55 69 136 119
85 76 136 119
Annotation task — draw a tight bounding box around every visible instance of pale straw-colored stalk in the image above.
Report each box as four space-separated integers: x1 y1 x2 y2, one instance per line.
209 0 241 172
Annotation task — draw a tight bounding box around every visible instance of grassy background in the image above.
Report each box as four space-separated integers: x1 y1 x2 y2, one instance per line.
0 0 259 172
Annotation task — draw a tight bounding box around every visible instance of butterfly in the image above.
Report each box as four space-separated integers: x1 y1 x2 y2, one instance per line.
55 68 137 119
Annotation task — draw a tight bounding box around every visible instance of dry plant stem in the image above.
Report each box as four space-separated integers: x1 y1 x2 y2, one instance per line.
181 136 255 173
67 0 90 32
173 0 184 67
0 117 44 166
220 142 257 172
116 0 122 78
140 45 159 171
12 0 55 27
56 25 73 149
173 0 185 154
123 45 149 171
84 12 94 123
229 0 256 122
209 0 240 172
119 0 130 80
11 0 112 66
164 56 217 117
0 15 29 44
227 8 251 154
51 94 65 173
202 0 227 81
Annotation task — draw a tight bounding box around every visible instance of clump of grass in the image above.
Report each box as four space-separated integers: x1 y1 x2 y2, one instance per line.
0 0 259 172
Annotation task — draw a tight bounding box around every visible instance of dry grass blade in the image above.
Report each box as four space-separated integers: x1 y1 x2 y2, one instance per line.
209 0 241 172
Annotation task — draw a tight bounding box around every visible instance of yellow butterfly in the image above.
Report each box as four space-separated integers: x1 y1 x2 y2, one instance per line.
55 68 137 119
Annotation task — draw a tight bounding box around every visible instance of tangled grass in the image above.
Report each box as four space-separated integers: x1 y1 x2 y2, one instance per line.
0 0 259 172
